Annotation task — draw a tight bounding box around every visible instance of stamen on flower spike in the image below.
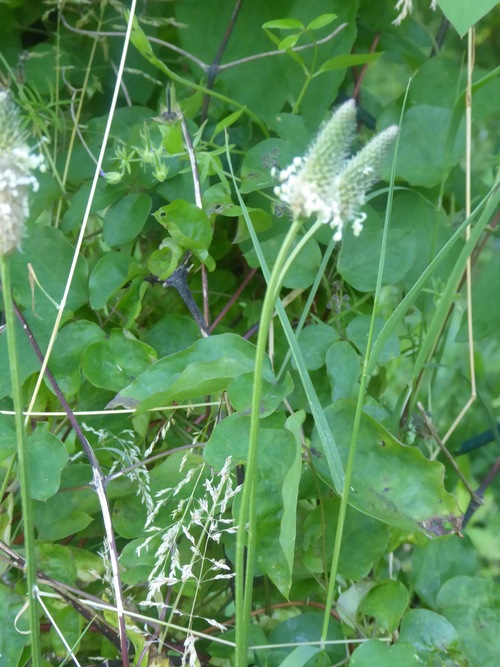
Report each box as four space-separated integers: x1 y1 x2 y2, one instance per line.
274 100 398 242
0 90 45 257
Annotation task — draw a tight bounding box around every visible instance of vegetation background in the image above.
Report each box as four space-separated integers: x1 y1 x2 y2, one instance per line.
0 0 498 666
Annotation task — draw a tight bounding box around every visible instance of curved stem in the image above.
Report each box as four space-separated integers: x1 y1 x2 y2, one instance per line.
234 216 303 667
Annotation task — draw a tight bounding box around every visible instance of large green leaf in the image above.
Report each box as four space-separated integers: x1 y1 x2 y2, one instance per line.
437 0 497 37
338 205 415 292
399 609 467 666
107 333 275 411
174 0 357 126
9 224 88 318
204 411 302 596
311 401 461 535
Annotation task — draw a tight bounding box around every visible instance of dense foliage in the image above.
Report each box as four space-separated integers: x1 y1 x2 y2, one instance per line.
0 1 499 666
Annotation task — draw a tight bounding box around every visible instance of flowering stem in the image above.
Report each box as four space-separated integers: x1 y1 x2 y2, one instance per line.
0 258 42 667
234 216 303 667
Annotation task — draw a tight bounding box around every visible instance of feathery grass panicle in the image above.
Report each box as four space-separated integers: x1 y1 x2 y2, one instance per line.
393 0 437 25
0 90 44 257
274 99 398 241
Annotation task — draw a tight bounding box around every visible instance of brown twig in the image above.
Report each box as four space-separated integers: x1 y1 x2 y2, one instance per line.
60 13 348 76
0 539 125 652
11 302 131 665
210 268 257 332
416 402 481 503
201 0 244 121
352 33 380 101
462 456 500 528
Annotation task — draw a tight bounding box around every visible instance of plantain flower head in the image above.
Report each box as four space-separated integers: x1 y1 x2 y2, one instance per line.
274 99 398 241
0 89 45 257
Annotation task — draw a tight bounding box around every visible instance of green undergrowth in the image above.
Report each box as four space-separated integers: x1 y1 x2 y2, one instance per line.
0 1 499 666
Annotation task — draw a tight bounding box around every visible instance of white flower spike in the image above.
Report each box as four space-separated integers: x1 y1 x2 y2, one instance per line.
0 89 45 257
274 99 398 241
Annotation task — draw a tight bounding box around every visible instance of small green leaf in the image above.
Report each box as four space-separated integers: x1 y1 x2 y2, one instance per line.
36 544 77 586
27 429 69 501
49 605 82 657
51 321 106 396
0 584 28 666
350 640 420 667
307 13 337 30
326 340 360 401
212 108 245 140
316 51 380 74
267 614 345 667
204 413 252 468
302 497 389 580
262 18 304 30
89 253 142 310
359 580 409 632
82 329 156 392
347 316 400 363
456 253 500 341
34 485 94 542
394 105 464 187
410 535 478 608
245 233 322 289
103 193 152 247
129 14 155 58
144 314 201 357
148 239 184 280
239 138 296 194
192 247 216 271
0 415 17 460
296 323 340 371
153 200 213 251
338 207 416 292
278 646 320 667
278 34 300 50
227 371 294 416
205 411 302 596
